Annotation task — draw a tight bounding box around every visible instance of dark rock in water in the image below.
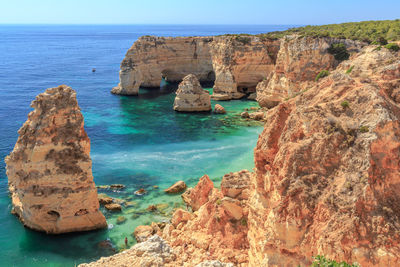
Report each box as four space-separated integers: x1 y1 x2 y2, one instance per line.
92 68 96 72
97 239 116 253
110 184 125 190
147 205 157 211
116 216 127 224
98 194 113 205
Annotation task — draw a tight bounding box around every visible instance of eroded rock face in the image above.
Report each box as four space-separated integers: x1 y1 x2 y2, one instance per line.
210 36 279 100
249 46 400 266
79 235 176 267
161 173 249 266
173 74 211 112
112 35 280 100
112 36 214 95
256 36 366 107
5 85 107 234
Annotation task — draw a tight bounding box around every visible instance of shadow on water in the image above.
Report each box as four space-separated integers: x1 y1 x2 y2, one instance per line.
19 227 114 260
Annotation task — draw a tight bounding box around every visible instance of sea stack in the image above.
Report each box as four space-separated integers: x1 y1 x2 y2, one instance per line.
5 85 107 234
173 74 211 112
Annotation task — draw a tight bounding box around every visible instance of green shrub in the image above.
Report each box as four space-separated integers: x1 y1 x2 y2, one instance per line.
327 43 350 61
341 100 350 109
346 65 354 74
310 255 359 267
359 126 369 133
261 20 400 42
373 45 382 51
235 36 251 45
385 43 400 51
315 70 330 81
377 36 388 45
216 199 222 205
240 218 247 226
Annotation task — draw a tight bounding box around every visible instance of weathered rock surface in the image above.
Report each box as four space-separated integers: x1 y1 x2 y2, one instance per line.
249 46 400 266
210 36 279 100
221 170 251 200
5 85 107 234
113 35 280 100
112 36 214 95
164 181 187 194
195 260 235 267
134 225 155 243
185 174 214 211
256 36 365 108
79 235 176 267
173 74 211 112
160 174 250 266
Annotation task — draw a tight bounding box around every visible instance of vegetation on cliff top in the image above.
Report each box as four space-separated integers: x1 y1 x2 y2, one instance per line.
260 19 400 42
310 255 359 267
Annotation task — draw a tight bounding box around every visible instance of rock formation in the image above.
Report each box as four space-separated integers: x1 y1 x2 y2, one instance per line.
250 45 400 266
256 36 365 108
173 74 211 112
79 235 176 267
209 36 279 100
112 36 214 95
164 180 187 194
213 104 226 114
112 35 279 100
5 85 107 234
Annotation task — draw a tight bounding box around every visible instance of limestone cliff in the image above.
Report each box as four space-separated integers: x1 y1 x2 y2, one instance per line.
112 36 214 95
112 35 279 100
209 36 279 100
5 85 107 234
173 74 211 112
250 46 400 266
256 36 365 108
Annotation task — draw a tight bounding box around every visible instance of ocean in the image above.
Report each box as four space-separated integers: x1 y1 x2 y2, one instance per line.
0 24 292 266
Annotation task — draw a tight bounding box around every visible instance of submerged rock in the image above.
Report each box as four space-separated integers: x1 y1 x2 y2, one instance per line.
5 85 107 234
105 203 122 211
98 194 113 205
173 74 211 112
164 181 187 194
240 111 250 118
116 216 126 224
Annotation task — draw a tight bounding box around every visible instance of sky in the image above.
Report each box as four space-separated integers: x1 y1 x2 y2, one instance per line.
0 0 399 25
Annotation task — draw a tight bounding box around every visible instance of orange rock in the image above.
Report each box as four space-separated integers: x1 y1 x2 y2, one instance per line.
133 225 154 243
250 45 400 266
188 175 214 211
164 180 187 194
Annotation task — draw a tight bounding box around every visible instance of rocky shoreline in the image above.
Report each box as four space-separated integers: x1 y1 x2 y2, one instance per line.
5 30 400 266
88 36 400 266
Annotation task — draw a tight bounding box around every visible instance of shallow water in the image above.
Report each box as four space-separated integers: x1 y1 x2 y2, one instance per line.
0 24 292 266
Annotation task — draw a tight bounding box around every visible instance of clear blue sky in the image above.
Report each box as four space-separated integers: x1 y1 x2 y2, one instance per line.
0 0 399 25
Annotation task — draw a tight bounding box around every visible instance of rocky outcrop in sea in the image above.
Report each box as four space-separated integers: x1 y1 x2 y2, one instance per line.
173 74 211 112
5 85 107 234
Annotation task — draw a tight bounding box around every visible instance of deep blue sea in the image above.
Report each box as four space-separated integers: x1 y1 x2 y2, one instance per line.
0 24 292 266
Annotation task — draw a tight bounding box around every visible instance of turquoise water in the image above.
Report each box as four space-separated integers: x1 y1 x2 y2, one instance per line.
0 25 292 266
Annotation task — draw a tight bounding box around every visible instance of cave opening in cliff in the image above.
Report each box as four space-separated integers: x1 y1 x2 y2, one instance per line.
201 70 216 88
